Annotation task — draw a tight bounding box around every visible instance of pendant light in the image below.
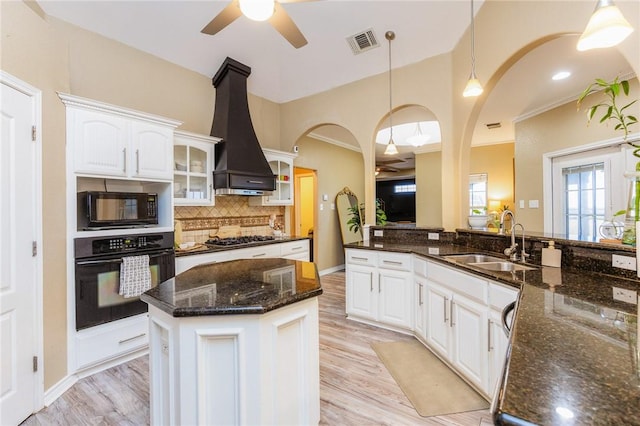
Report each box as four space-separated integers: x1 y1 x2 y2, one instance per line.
463 0 483 98
577 0 634 51
384 30 398 156
240 0 275 22
406 122 430 147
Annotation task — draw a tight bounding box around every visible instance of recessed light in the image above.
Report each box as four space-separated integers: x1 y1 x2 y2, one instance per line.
552 71 571 81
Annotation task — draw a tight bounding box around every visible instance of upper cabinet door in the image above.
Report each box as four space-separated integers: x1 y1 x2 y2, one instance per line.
71 109 128 177
130 121 173 180
62 93 181 182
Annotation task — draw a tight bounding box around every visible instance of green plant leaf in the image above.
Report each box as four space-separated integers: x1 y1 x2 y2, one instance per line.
622 79 630 95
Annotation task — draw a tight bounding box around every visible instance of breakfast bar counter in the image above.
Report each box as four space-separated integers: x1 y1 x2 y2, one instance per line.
141 258 322 426
345 233 640 426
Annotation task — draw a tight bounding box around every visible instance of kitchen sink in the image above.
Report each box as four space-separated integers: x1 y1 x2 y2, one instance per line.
468 261 536 272
444 253 537 272
444 254 506 264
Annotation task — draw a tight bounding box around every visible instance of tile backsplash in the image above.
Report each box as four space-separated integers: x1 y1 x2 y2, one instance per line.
175 195 284 243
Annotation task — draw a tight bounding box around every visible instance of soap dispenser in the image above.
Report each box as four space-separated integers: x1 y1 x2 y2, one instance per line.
541 240 562 268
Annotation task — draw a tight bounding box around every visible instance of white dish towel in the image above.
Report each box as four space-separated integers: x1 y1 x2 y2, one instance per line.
119 255 151 298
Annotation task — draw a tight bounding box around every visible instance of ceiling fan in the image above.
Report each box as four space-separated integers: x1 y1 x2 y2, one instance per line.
201 0 316 49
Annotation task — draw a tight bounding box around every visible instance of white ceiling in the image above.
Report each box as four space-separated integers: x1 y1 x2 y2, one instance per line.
38 0 477 104
37 0 634 164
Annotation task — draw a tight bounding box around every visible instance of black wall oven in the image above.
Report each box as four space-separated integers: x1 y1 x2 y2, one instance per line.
74 231 175 330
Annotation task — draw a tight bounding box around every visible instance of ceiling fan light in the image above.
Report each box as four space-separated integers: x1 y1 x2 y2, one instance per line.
384 139 399 155
577 0 634 51
463 72 483 97
239 0 275 22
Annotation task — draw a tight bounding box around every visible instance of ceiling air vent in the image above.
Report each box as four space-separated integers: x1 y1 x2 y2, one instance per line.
346 28 379 55
486 122 502 130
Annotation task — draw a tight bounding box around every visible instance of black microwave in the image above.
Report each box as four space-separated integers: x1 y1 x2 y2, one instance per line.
78 191 158 229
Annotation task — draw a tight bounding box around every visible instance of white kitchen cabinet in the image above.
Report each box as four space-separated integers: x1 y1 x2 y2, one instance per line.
425 281 452 358
426 260 489 392
61 94 181 181
345 263 377 321
173 130 219 206
249 149 297 206
175 239 310 274
414 276 427 341
279 240 310 261
413 256 428 342
450 293 488 391
345 249 412 332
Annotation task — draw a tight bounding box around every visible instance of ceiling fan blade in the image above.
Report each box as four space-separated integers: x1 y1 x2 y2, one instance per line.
201 0 242 35
268 2 308 48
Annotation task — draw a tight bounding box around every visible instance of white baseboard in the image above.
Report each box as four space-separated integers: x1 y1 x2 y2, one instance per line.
44 374 77 407
319 265 345 276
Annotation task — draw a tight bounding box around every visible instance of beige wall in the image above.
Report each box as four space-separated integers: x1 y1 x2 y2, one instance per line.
515 78 640 232
470 143 515 209
415 151 443 227
294 137 364 270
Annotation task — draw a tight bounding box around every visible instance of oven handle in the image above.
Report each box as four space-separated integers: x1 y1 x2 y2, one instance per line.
76 250 174 266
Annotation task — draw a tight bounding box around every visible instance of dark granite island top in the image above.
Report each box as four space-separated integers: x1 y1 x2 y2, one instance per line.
141 257 322 317
493 283 640 426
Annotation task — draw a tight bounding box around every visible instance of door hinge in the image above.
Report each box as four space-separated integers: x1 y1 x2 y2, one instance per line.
33 356 38 372
32 241 37 257
31 126 36 142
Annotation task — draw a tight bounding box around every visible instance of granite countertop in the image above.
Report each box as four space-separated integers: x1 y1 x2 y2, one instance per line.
345 240 640 425
141 257 322 317
174 236 310 257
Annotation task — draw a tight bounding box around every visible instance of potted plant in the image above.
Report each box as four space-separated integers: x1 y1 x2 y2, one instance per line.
577 76 638 244
347 199 387 234
468 207 488 229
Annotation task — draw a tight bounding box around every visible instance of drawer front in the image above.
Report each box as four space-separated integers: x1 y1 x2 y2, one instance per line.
233 245 279 259
176 251 232 275
414 256 428 277
346 249 377 266
280 240 310 257
427 262 488 303
378 252 412 271
76 314 148 369
489 282 519 310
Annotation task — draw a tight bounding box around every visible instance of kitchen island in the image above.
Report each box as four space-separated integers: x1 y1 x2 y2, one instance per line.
141 257 322 426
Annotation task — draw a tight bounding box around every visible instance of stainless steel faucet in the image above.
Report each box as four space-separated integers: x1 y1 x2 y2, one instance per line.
504 223 529 262
498 209 515 235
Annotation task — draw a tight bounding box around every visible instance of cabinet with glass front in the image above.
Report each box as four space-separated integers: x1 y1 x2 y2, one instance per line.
173 130 219 206
249 148 297 206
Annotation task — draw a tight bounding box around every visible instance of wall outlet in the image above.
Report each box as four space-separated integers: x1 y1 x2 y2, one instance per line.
612 287 638 304
612 254 637 271
428 233 439 240
374 230 384 237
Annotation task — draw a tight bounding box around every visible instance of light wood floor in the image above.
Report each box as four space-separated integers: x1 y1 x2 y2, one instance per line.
23 271 491 426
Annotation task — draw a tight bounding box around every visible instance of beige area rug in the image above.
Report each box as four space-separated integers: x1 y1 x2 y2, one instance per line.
371 339 489 417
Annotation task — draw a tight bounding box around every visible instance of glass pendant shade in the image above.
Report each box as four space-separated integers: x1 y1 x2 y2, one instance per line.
577 0 634 51
463 71 483 97
463 0 483 98
239 0 275 21
384 139 399 155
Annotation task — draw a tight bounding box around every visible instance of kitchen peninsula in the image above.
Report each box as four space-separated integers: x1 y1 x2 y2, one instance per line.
140 257 322 426
347 226 640 425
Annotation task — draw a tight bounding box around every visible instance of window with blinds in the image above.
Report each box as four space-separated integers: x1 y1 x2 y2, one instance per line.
562 162 605 241
469 173 488 214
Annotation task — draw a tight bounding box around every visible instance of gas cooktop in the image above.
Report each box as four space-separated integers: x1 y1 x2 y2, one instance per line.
205 235 275 246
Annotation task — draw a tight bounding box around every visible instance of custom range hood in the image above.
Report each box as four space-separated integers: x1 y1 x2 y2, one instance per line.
210 57 276 196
